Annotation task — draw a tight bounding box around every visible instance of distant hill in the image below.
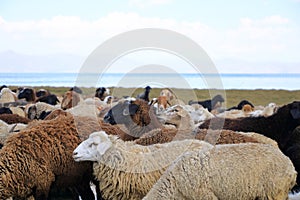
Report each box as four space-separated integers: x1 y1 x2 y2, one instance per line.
0 50 84 72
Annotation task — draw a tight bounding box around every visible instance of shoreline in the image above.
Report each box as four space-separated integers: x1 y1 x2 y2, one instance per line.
6 86 300 108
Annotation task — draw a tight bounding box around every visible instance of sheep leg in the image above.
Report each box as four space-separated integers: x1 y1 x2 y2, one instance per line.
33 172 55 200
76 183 96 200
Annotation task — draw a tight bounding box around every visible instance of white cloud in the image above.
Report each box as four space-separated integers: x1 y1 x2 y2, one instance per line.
129 0 173 8
0 13 299 73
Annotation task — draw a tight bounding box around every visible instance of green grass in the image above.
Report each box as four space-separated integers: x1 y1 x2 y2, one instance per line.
11 86 300 108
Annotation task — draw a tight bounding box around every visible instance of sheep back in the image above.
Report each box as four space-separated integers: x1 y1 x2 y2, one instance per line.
0 115 93 199
144 143 296 200
0 114 31 124
93 138 212 200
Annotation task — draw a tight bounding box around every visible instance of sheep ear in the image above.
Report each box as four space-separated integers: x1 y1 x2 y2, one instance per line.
97 141 111 155
290 108 300 119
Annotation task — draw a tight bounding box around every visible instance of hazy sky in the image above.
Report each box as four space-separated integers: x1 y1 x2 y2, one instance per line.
0 0 300 73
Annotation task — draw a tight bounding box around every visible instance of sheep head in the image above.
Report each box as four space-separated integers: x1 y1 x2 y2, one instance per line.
290 101 300 119
104 99 150 126
61 91 81 110
73 131 112 162
157 105 189 128
18 88 36 102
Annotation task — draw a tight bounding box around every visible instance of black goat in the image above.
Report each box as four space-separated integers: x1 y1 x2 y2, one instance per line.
189 94 224 111
199 101 300 191
136 86 152 102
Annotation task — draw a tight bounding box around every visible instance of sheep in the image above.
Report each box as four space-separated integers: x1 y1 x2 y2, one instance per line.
226 99 254 111
150 96 171 114
143 143 296 200
73 130 213 200
159 88 174 101
26 102 59 120
70 86 83 94
0 88 17 104
17 88 36 102
0 85 7 92
216 105 253 119
0 119 27 146
134 127 277 147
95 87 110 101
0 107 13 115
104 99 163 139
157 105 195 133
136 86 152 102
199 101 300 190
188 94 225 112
250 102 278 117
8 106 26 117
35 88 50 97
0 114 102 199
61 90 83 110
0 114 31 124
36 94 60 105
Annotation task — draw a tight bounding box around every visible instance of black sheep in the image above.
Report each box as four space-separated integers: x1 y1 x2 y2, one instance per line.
18 88 36 102
95 87 109 101
36 94 60 105
136 86 152 102
36 89 50 98
0 85 7 92
189 94 224 111
227 100 255 111
199 101 300 190
0 107 13 115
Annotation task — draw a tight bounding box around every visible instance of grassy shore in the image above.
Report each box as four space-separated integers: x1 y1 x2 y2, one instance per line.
10 86 300 108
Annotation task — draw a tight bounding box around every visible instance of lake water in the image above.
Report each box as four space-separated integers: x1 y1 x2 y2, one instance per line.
1 73 299 90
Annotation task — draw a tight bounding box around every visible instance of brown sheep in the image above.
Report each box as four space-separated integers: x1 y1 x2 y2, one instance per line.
104 99 163 139
150 96 171 113
43 109 128 141
134 128 266 146
0 113 31 124
61 91 82 110
0 114 103 199
160 88 174 101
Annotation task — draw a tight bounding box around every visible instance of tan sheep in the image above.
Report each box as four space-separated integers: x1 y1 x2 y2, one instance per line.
144 143 296 200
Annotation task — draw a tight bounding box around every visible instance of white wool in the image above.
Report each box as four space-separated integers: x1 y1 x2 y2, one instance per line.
0 88 16 103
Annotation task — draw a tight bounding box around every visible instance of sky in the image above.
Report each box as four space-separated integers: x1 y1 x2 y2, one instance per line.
0 0 300 73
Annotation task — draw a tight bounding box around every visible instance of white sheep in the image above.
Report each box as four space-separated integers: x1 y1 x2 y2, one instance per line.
144 143 297 200
0 119 27 145
250 102 278 117
0 88 17 104
73 131 213 200
9 106 26 117
158 105 195 133
25 102 59 119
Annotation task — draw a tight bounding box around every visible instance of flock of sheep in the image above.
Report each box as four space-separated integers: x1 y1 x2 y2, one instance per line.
0 84 300 199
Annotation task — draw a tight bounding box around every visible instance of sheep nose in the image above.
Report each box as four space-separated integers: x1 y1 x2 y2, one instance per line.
73 151 78 156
